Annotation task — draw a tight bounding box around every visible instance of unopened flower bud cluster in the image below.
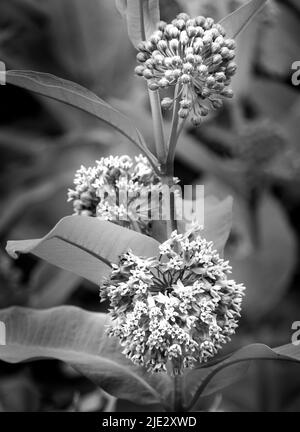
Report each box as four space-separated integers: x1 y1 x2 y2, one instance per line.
135 13 237 125
68 155 162 234
101 226 245 375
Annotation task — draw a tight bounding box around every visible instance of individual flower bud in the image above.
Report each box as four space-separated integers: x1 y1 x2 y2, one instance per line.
215 24 226 36
177 13 190 22
206 76 215 88
169 38 179 51
165 24 180 39
213 54 223 65
226 62 237 76
180 99 192 109
211 42 221 53
211 99 223 109
200 105 209 116
185 47 194 55
186 53 196 63
220 47 230 59
201 88 211 98
195 26 205 37
203 33 212 45
227 50 236 61
178 108 189 118
195 16 206 26
153 53 164 64
214 82 225 91
225 39 236 49
215 36 224 45
198 64 208 75
137 41 148 52
187 26 197 37
165 70 175 81
157 39 168 52
182 62 194 73
150 31 163 44
180 74 191 84
174 18 186 30
173 69 182 78
172 55 182 66
159 77 169 88
134 65 145 76
180 30 189 45
204 17 214 29
143 69 153 79
191 115 202 126
215 72 226 82
158 20 167 31
145 41 154 51
145 59 154 68
194 38 204 52
186 18 196 27
161 97 173 109
148 81 159 91
194 55 203 64
221 88 234 98
136 52 147 63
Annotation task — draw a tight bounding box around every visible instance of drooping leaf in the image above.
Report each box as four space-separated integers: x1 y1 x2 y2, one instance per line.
219 0 267 39
185 342 300 410
5 71 157 165
6 216 160 285
119 0 160 48
0 306 171 408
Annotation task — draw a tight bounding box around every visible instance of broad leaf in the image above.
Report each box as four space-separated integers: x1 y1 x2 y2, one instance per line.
186 343 300 410
119 0 160 48
0 306 171 408
6 216 160 285
5 70 157 165
177 195 233 256
28 263 81 308
219 0 267 39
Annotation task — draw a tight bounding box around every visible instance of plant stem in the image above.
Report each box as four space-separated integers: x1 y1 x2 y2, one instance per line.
166 84 181 167
162 173 177 239
173 375 184 412
139 0 146 40
148 89 166 164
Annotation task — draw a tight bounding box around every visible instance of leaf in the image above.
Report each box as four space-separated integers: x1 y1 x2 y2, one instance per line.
177 195 233 256
6 216 160 285
115 0 127 16
219 0 267 39
5 70 156 165
119 0 160 48
28 263 81 308
186 342 300 410
229 193 296 320
0 306 171 407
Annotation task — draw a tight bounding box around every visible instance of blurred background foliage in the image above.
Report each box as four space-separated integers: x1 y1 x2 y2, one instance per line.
0 0 300 411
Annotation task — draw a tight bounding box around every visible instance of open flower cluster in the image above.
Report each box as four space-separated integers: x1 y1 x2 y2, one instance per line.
101 226 245 375
135 13 237 125
68 155 162 234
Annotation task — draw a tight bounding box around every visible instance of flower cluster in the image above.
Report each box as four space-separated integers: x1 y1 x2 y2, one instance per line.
101 226 245 375
135 13 237 125
68 155 163 234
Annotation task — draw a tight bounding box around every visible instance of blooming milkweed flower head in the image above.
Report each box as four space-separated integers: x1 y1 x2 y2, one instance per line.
135 13 237 125
101 225 245 375
67 155 165 234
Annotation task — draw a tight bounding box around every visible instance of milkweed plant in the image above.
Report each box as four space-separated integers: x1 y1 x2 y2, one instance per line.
1 0 300 413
